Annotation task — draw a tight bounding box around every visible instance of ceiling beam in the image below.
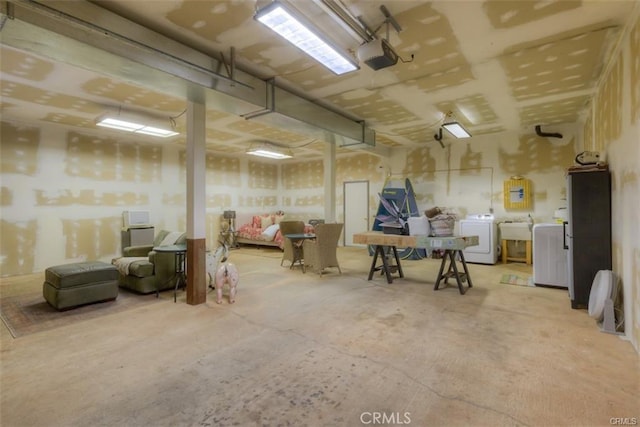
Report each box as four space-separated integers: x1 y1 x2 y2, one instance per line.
1 0 376 148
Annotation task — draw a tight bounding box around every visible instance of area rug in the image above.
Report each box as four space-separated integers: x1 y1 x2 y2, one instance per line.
500 274 533 287
0 287 162 338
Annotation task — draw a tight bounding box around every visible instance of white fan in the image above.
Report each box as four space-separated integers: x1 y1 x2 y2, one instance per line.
588 270 623 334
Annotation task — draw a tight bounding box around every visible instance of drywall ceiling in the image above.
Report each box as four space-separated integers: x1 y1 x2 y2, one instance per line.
0 0 637 159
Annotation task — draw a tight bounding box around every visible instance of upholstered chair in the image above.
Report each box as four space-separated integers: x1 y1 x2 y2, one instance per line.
302 223 343 276
279 221 305 269
114 230 186 294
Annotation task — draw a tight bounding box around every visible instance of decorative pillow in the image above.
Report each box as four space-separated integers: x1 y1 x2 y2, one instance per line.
274 214 285 224
261 224 280 241
252 215 262 229
159 231 184 246
260 215 273 229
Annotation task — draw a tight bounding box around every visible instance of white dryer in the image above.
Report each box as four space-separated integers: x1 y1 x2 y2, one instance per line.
460 214 499 264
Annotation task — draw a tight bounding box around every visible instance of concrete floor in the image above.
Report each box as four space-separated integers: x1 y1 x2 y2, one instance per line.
1 246 638 427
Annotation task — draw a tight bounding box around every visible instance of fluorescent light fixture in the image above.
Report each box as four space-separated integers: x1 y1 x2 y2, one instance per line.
254 1 358 75
96 114 179 138
247 148 292 160
246 142 293 159
442 122 472 139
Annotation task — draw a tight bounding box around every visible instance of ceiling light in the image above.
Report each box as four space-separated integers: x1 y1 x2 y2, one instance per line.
442 122 472 139
96 113 179 138
246 142 293 160
247 149 291 159
254 1 358 75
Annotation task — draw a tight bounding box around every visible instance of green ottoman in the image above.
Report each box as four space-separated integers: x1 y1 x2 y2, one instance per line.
43 261 119 310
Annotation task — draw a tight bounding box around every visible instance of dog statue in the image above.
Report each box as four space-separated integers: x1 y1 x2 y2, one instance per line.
214 262 239 304
206 244 239 304
206 244 227 287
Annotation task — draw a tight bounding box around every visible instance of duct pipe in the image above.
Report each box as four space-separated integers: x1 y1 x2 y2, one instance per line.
535 125 563 139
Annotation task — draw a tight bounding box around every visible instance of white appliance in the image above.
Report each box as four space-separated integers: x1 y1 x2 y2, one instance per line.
533 223 568 288
460 214 498 264
123 210 150 228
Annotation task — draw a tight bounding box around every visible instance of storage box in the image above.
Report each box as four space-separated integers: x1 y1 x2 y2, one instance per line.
408 216 430 236
429 215 455 237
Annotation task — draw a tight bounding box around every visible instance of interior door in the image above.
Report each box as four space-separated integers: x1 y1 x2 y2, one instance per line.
344 181 369 246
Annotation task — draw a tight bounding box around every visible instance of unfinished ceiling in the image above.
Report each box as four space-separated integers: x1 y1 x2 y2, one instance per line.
0 0 637 158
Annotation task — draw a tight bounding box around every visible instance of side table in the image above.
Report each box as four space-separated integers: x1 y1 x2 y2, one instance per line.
153 244 187 302
284 233 316 273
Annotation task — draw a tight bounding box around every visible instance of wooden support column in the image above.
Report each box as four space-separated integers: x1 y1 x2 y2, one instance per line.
185 100 207 305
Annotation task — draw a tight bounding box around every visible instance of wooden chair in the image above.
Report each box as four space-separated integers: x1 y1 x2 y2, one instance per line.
303 223 343 276
279 221 305 269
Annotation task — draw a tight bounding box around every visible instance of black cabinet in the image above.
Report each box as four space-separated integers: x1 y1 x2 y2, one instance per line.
566 170 611 309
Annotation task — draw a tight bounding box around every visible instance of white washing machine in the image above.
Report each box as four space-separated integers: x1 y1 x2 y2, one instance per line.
460 214 499 264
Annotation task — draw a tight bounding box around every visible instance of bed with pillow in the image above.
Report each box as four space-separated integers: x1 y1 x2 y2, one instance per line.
236 213 287 249
236 213 314 250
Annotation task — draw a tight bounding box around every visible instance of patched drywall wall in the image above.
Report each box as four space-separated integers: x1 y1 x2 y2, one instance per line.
585 13 640 352
0 122 39 175
0 219 37 276
282 161 323 190
66 132 163 183
484 0 582 29
394 130 576 221
205 154 240 186
498 134 576 175
247 161 278 190
279 128 576 231
0 120 279 276
0 122 178 275
595 59 624 151
632 17 640 124
0 114 621 276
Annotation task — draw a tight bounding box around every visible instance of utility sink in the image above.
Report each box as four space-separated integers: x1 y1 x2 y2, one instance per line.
499 222 532 241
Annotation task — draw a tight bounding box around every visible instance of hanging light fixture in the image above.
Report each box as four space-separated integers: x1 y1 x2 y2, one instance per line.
254 1 359 75
434 111 472 148
442 121 472 139
246 141 293 160
95 110 179 138
438 110 471 138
